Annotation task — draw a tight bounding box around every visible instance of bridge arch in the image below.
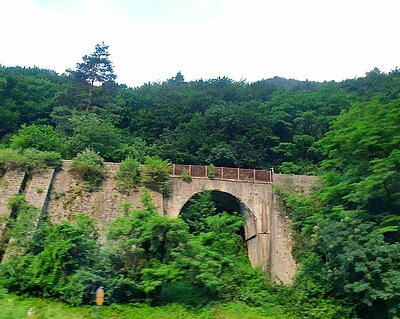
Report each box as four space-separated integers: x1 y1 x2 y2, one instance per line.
179 190 257 241
164 177 274 270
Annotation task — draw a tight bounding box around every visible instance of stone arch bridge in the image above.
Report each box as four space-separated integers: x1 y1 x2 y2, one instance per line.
165 164 317 284
0 162 317 284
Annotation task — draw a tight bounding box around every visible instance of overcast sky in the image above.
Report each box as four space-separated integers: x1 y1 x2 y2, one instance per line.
1 0 399 87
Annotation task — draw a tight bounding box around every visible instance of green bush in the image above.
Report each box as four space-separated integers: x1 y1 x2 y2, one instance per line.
22 148 62 171
140 156 171 194
0 148 61 172
181 170 192 182
5 195 43 256
208 163 215 179
0 148 25 170
0 215 101 306
10 124 62 152
115 157 140 190
69 148 106 190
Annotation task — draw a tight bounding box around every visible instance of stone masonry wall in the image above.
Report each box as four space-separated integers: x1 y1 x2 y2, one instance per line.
24 168 56 212
0 161 318 285
0 170 26 239
47 161 163 241
270 174 319 284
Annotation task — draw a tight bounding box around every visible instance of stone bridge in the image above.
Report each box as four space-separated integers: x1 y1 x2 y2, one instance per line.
0 162 317 284
164 165 317 283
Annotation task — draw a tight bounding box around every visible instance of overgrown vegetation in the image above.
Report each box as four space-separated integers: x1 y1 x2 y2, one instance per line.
0 44 399 318
180 170 192 182
0 193 282 312
114 157 141 191
0 289 292 319
68 148 106 190
140 156 172 194
0 148 61 172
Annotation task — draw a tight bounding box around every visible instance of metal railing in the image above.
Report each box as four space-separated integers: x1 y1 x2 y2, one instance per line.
170 164 273 183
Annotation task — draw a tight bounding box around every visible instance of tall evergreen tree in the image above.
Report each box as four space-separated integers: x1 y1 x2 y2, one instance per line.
67 42 116 86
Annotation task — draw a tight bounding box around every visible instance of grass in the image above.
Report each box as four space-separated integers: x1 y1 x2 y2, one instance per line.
0 292 294 319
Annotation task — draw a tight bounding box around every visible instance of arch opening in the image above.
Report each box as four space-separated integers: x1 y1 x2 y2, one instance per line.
179 190 257 249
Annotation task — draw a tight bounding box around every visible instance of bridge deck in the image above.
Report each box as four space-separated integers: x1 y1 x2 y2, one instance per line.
170 164 273 183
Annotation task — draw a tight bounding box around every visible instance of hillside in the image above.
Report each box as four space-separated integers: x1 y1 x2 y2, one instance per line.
0 45 399 319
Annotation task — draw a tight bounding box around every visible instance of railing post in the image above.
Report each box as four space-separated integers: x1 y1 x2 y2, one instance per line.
237 168 240 180
205 165 208 178
221 167 224 179
173 164 176 176
189 165 192 176
253 169 256 182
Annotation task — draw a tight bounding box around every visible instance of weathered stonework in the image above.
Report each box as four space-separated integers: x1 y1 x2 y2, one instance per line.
24 168 56 212
0 161 318 284
164 175 318 283
47 161 163 241
0 170 26 239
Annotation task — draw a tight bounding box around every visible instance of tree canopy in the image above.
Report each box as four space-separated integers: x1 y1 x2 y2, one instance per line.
1 49 400 318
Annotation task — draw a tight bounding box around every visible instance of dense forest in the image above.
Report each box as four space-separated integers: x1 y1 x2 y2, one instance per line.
0 43 399 319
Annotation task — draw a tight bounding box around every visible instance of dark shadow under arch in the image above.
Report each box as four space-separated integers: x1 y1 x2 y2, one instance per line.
179 190 257 241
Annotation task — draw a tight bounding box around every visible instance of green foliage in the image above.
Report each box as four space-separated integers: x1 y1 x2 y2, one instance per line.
208 163 215 179
140 156 172 194
20 148 62 171
0 66 69 139
278 187 400 318
0 148 61 171
317 99 400 217
2 196 44 258
66 113 123 160
0 214 100 305
115 157 140 190
2 62 400 317
113 138 151 163
10 124 62 152
0 291 292 319
67 42 116 86
180 191 217 235
105 191 188 302
69 148 106 190
180 170 192 182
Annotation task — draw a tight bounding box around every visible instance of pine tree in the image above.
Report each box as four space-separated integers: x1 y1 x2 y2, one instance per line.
67 42 116 86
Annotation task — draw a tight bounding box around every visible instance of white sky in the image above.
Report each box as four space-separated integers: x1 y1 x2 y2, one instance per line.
1 0 399 87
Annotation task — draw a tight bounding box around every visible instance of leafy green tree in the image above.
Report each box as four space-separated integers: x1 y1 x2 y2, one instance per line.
0 214 100 305
10 124 62 152
0 148 61 172
66 113 123 160
180 191 217 235
318 99 400 218
113 138 151 163
106 191 190 302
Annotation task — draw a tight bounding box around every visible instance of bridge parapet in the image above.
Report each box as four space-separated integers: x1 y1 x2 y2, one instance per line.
170 164 273 183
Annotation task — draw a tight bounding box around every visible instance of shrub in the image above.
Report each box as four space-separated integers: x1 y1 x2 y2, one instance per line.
140 156 171 194
115 157 140 191
0 148 61 172
208 163 215 179
69 148 106 190
10 124 62 152
181 171 192 182
0 148 25 170
22 148 62 171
